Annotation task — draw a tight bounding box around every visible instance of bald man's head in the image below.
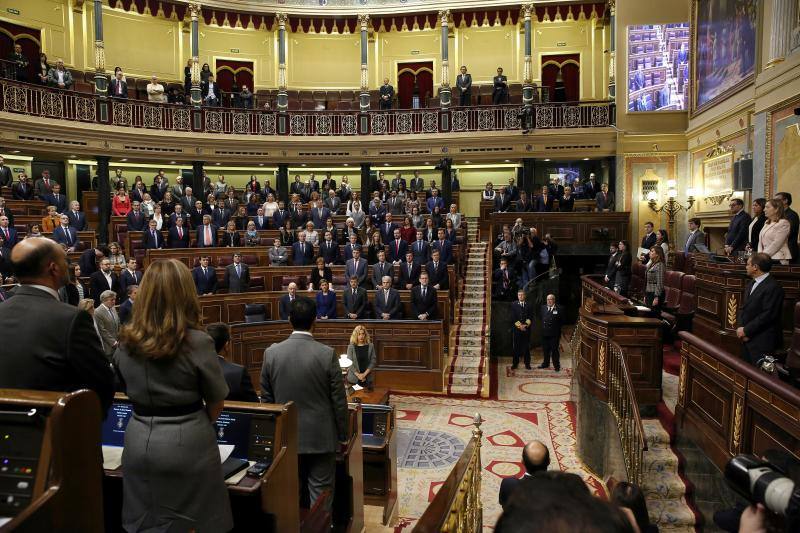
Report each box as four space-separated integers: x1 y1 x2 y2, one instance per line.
10 237 69 289
522 440 550 475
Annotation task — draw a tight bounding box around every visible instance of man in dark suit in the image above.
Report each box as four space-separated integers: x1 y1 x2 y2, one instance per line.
346 248 368 287
142 219 164 250
411 231 431 264
410 170 425 193
33 169 55 199
319 231 340 265
737 253 785 365
66 201 87 231
290 176 305 199
640 222 657 257
118 285 137 325
724 198 752 256
252 207 270 231
379 215 397 245
433 229 453 264
426 249 449 291
411 272 437 320
43 183 68 213
78 246 106 277
260 298 348 513
374 275 402 319
492 67 508 104
126 201 148 232
291 205 308 229
189 200 207 229
493 257 514 301
323 190 341 214
684 218 706 255
273 202 290 229
506 178 519 202
52 215 79 251
197 215 218 248
388 228 408 264
398 251 421 289
514 191 533 212
168 216 191 248
180 187 196 213
775 192 800 263
371 250 393 289
583 173 599 200
534 186 554 212
321 172 337 194
0 216 16 250
119 258 142 297
192 256 218 295
494 187 511 212
511 289 534 369
109 70 128 99
89 258 119 306
310 203 331 230
379 78 394 110
594 183 615 212
206 323 258 403
343 276 368 319
211 200 231 229
391 173 406 192
12 173 33 200
224 253 250 293
0 238 114 413
0 155 12 188
292 233 314 266
540 294 564 371
278 283 298 320
498 441 551 511
456 66 472 106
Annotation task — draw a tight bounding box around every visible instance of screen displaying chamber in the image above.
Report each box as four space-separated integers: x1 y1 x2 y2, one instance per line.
627 23 690 112
102 402 134 447
214 411 253 460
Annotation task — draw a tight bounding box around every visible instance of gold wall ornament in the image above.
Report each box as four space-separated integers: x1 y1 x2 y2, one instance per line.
188 2 201 19
727 294 738 329
93 40 105 72
678 356 687 405
598 341 606 379
731 396 743 452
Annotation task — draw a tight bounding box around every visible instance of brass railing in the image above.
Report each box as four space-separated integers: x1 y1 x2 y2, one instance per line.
413 414 483 533
608 341 648 486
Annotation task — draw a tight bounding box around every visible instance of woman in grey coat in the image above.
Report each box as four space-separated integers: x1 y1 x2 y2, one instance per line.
346 324 377 387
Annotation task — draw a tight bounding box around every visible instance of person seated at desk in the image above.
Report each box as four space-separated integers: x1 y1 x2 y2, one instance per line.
279 282 298 320
206 322 258 402
737 252 785 365
309 256 333 292
114 259 233 532
758 199 792 265
315 279 337 320
346 325 377 388
374 275 401 319
411 271 437 320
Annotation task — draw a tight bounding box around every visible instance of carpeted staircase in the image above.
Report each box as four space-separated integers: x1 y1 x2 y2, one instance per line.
641 418 699 532
446 236 490 397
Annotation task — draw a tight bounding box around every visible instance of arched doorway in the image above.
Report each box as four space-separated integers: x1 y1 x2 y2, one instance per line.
541 54 580 102
396 62 433 109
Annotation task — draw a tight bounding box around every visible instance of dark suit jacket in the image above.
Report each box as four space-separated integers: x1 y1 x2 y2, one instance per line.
738 275 785 362
726 210 752 252
595 191 615 211
411 285 437 318
168 226 190 248
272 209 289 229
374 288 401 319
142 229 164 249
192 266 218 295
494 194 511 212
641 232 657 251
784 208 800 262
411 240 431 264
426 261 449 290
749 215 767 251
379 222 397 244
189 208 206 228
534 195 554 212
224 263 250 293
399 261 421 288
315 291 337 319
514 198 534 212
66 210 87 231
0 285 114 413
371 261 394 288
221 231 241 248
119 269 142 296
260 332 348 454
292 241 314 266
388 239 408 263
219 356 258 402
541 304 564 337
511 300 535 333
0 165 11 188
43 193 67 213
89 270 119 305
343 287 368 318
53 226 78 248
196 224 219 248
12 181 33 200
118 298 133 325
126 210 147 232
433 240 453 264
109 78 128 98
278 294 297 320
319 240 340 264
346 258 368 286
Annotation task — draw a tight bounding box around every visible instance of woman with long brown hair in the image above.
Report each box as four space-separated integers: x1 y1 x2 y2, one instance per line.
114 259 232 532
644 245 666 311
758 199 792 264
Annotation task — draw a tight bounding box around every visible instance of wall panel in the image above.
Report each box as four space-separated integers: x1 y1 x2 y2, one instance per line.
288 32 360 88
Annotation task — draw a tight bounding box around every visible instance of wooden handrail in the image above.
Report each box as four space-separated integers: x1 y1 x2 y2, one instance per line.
608 340 648 485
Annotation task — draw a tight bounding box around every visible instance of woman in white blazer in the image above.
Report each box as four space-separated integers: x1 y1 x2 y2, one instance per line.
758 199 792 264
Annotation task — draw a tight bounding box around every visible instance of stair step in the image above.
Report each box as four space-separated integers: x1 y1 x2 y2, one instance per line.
641 471 687 500
644 447 679 473
643 419 672 448
647 499 697 529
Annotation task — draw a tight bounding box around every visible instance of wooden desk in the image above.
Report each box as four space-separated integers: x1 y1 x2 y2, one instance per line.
230 320 446 393
349 387 389 405
335 404 365 533
677 332 800 471
480 200 607 237
692 259 800 355
578 304 663 406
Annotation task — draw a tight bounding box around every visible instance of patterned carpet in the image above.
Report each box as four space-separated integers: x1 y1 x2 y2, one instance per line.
382 334 605 531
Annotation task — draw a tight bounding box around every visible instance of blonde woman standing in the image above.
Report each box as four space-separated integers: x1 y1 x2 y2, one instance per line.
346 324 377 387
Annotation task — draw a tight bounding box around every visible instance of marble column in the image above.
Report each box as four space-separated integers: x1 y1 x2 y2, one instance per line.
438 10 451 108
608 0 616 99
93 0 107 95
189 3 202 106
96 156 110 244
767 0 799 66
522 4 534 106
359 14 370 112
276 13 289 111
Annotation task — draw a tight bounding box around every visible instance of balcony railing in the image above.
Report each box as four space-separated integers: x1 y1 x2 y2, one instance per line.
608 340 648 486
0 77 615 137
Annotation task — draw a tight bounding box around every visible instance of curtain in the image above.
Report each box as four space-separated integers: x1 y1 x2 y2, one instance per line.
215 60 254 92
397 62 433 109
540 54 580 102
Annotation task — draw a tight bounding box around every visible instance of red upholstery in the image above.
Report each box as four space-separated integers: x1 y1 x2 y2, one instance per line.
281 275 302 290
217 256 232 267
663 270 685 310
242 255 258 266
680 273 696 294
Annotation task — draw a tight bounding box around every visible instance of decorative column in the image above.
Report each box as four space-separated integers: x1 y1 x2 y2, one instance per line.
93 0 107 95
438 10 452 108
189 3 202 106
277 164 289 205
276 13 289 111
522 4 535 106
766 0 799 67
96 156 110 244
607 0 616 98
358 14 371 112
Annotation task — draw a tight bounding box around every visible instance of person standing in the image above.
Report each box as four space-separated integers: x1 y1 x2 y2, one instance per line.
774 192 799 263
456 66 472 106
684 218 706 254
747 198 767 252
146 75 166 103
114 259 233 532
346 325 377 388
260 297 348 513
492 67 508 104
736 253 785 365
539 294 564 372
379 78 394 110
511 289 534 370
724 198 752 256
758 199 792 264
95 290 120 358
224 252 250 293
206 322 258 402
644 246 666 311
0 238 113 412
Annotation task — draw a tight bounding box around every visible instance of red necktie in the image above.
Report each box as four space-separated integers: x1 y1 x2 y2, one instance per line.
178 227 183 239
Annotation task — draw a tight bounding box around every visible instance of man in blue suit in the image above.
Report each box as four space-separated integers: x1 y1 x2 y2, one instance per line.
196 214 218 248
292 232 314 266
126 201 147 232
534 186 554 212
142 219 164 250
345 247 368 287
192 256 218 295
310 203 331 230
432 229 453 264
724 198 752 256
252 207 270 230
43 183 68 214
272 202 289 229
411 230 431 264
379 214 397 244
426 189 445 213
388 228 408 264
0 215 17 249
53 215 79 252
66 201 87 231
319 230 340 265
168 216 191 248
